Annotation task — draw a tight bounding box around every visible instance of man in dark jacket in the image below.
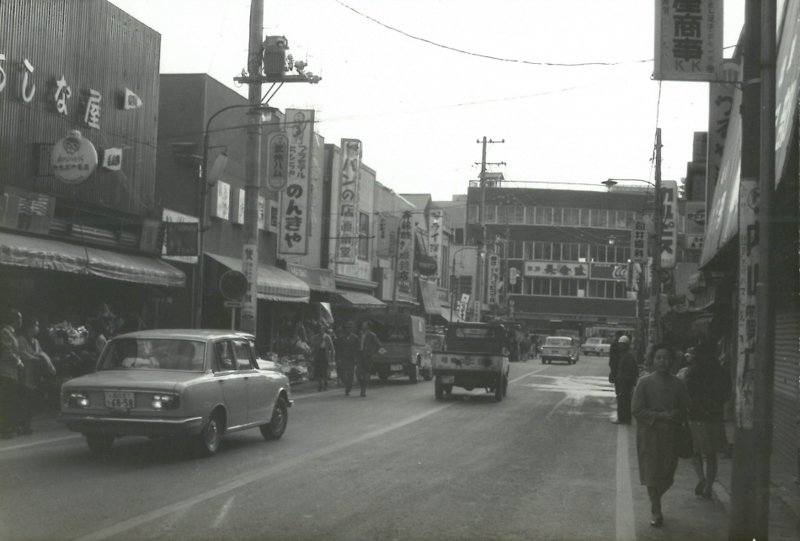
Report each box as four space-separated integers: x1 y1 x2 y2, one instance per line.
357 321 384 397
608 331 625 395
612 335 639 424
338 321 360 396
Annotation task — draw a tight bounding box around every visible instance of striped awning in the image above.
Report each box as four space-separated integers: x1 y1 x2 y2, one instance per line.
332 290 386 309
0 231 185 287
205 252 309 303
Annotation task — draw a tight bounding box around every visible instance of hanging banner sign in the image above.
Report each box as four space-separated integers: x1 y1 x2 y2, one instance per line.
654 0 723 82
266 132 289 191
50 130 97 185
396 211 414 296
707 59 741 204
487 253 500 306
278 109 314 255
631 219 649 263
336 139 362 264
427 210 443 281
376 214 399 258
162 208 198 264
660 180 678 269
735 178 759 429
241 244 258 322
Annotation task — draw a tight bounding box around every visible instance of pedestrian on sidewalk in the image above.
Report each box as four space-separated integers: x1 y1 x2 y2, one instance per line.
608 331 624 398
0 309 25 439
612 335 638 424
632 343 691 528
314 324 335 392
685 340 730 500
356 321 384 398
17 317 56 435
338 321 359 396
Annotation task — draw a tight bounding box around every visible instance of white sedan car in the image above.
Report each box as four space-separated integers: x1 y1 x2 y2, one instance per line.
61 330 292 456
581 337 611 356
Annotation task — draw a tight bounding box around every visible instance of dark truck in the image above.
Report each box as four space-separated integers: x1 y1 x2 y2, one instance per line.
431 322 510 401
356 313 433 383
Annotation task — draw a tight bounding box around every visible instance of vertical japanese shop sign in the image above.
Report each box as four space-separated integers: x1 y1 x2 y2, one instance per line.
631 219 649 263
735 179 759 429
396 211 414 296
660 181 678 269
707 59 741 199
376 214 399 258
427 211 442 281
654 0 723 82
336 139 362 264
487 253 500 306
241 244 258 322
266 132 289 191
278 109 314 255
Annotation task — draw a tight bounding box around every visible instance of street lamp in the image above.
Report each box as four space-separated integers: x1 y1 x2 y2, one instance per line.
193 103 279 329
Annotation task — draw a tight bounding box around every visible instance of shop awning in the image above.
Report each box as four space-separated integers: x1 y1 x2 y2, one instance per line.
332 290 386 309
0 231 185 287
417 278 443 316
436 309 464 323
205 252 310 303
285 262 336 292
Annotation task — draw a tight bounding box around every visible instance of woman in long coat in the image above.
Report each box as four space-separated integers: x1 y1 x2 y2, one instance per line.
632 343 690 527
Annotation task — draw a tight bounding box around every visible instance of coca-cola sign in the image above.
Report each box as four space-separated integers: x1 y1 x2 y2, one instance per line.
590 262 628 282
416 254 438 276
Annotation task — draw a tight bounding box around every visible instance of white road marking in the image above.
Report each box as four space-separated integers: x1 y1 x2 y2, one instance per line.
0 434 81 454
509 366 549 384
212 496 235 528
75 402 456 541
615 423 636 541
545 395 570 420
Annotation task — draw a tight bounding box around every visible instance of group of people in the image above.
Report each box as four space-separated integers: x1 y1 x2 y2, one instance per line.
310 320 385 398
518 334 539 361
607 331 732 528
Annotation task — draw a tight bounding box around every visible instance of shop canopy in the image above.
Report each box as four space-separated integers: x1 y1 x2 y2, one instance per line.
285 262 336 292
205 252 310 303
332 290 386 309
0 231 185 287
417 278 443 316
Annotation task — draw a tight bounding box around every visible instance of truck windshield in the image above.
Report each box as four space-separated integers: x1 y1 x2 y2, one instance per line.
373 323 409 342
452 327 503 340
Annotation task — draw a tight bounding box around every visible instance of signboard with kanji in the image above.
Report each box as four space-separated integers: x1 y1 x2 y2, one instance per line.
487 253 500 306
396 211 414 296
336 139 362 264
241 244 258 322
266 132 289 191
631 219 649 263
523 261 588 279
660 180 679 269
278 109 314 255
376 214 399 258
736 179 758 429
654 0 723 82
427 210 443 281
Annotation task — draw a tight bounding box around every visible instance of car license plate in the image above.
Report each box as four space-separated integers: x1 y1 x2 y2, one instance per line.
105 392 135 409
440 376 455 384
391 364 403 371
552 350 561 355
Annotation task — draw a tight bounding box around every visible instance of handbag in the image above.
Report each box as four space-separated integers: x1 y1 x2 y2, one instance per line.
676 420 694 459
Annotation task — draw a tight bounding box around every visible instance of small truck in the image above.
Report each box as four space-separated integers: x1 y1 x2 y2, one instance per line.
432 322 510 401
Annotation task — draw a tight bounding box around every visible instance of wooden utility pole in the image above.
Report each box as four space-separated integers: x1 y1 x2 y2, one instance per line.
474 137 503 322
648 128 663 355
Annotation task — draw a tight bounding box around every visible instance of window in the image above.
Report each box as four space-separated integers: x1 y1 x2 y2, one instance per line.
579 244 588 261
565 208 580 226
580 209 590 227
523 241 533 260
509 240 523 259
542 207 553 225
533 241 543 260
614 211 627 229
626 211 635 228
543 242 552 260
553 207 563 226
551 278 561 296
534 207 545 225
590 245 598 262
523 276 532 295
507 205 524 224
233 340 254 370
468 205 478 224
358 212 370 259
525 207 536 224
214 341 237 372
485 205 497 223
597 209 609 228
551 243 561 261
455 228 464 244
615 282 627 298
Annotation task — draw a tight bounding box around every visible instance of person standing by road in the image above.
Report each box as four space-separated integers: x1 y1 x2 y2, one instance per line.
519 335 531 362
632 343 691 527
17 317 56 435
612 335 638 424
314 324 335 392
0 309 24 439
356 321 384 398
608 331 624 396
338 321 359 396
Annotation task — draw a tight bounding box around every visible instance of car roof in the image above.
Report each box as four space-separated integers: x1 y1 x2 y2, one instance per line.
112 329 255 341
547 336 574 340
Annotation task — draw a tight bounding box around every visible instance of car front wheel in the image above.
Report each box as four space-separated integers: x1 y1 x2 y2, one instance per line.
260 397 288 440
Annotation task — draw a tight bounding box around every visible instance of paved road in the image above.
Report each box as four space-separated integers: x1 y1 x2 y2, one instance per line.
0 355 728 541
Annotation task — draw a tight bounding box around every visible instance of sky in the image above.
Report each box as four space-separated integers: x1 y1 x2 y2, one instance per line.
109 0 746 200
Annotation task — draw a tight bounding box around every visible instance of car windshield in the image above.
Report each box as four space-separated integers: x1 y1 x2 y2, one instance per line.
98 338 206 371
546 338 572 347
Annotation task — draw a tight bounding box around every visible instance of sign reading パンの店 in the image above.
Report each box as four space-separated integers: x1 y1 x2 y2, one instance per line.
654 0 723 82
278 109 314 255
336 139 362 264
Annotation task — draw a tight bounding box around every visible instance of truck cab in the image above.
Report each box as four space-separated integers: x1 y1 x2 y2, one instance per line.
356 313 432 383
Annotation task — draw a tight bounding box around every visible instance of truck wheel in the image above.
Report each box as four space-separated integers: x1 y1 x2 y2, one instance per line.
422 368 433 381
503 374 508 397
378 367 390 382
494 375 503 402
435 376 444 399
444 385 453 395
409 363 419 384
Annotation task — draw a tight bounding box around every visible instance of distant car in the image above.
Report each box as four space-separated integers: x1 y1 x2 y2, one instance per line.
541 336 580 365
61 329 292 456
581 337 611 356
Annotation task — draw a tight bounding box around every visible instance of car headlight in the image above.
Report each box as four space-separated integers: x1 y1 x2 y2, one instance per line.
151 394 180 410
64 391 90 409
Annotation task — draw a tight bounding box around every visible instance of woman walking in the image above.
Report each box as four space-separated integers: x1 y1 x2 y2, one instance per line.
685 341 730 499
314 324 335 392
632 344 690 527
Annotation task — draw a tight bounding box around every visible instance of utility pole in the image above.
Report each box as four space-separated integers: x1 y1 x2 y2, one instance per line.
474 137 504 322
648 128 663 354
729 2 761 539
240 0 264 336
753 0 777 538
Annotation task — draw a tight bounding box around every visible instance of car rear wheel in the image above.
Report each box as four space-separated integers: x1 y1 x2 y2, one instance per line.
86 433 114 455
409 363 419 384
494 375 503 402
260 397 288 440
197 411 223 456
435 376 444 400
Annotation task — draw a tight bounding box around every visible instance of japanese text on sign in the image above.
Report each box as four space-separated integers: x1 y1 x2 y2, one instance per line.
660 181 678 269
631 219 649 263
396 211 414 295
241 244 258 321
336 139 362 264
427 211 442 281
487 254 500 305
654 0 723 82
278 109 314 255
